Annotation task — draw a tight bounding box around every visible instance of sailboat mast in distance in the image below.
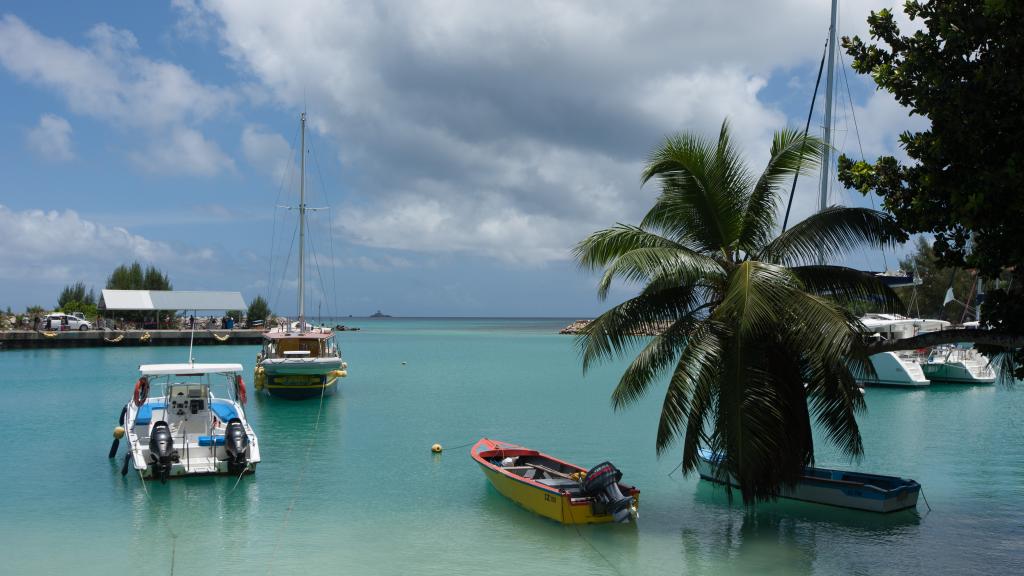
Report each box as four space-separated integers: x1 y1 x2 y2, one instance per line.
298 112 306 332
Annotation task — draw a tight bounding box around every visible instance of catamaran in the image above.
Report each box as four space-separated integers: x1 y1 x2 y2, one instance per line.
254 112 348 400
921 344 996 384
855 314 949 387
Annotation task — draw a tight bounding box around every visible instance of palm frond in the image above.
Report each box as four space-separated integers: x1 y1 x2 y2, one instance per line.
573 225 691 271
758 206 907 266
610 316 695 410
738 130 824 251
791 265 901 313
594 246 725 300
663 321 726 458
713 261 802 339
577 285 700 372
639 121 746 251
804 358 865 459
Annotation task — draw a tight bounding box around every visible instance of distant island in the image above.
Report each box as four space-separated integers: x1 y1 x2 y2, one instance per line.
369 310 391 318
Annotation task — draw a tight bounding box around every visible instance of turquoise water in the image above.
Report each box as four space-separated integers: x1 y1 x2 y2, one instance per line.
0 318 1020 575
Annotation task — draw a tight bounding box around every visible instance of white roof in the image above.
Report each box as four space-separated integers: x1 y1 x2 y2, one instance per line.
101 290 246 311
139 363 244 375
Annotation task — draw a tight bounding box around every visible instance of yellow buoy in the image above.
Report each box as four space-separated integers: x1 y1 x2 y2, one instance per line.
113 426 125 439
431 443 443 453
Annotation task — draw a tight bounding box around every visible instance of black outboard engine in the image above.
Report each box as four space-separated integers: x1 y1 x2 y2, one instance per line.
224 418 249 474
581 461 634 522
148 421 179 483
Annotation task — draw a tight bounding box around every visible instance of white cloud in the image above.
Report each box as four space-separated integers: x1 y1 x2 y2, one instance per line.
171 0 216 41
194 1 890 264
129 127 234 176
185 2 925 265
0 204 212 282
0 14 235 176
241 125 290 181
26 113 74 161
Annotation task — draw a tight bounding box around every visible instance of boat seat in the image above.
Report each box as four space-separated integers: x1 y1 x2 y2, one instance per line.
502 466 538 479
134 403 166 425
210 399 239 422
198 436 225 447
537 478 583 495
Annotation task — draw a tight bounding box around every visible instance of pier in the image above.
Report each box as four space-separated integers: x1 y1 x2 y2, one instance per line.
0 329 264 350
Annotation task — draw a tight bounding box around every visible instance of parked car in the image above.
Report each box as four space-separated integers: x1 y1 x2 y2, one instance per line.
44 313 92 331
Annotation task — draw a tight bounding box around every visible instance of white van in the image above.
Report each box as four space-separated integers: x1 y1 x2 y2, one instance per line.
44 313 92 331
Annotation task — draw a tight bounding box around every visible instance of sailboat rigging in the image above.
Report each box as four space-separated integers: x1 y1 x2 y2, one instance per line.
254 112 349 400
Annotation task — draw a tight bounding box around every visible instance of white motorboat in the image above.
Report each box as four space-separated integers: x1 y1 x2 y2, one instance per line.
110 363 261 482
922 345 996 384
855 314 950 387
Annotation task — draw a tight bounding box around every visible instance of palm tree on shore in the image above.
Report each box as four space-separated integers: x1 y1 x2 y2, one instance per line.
574 120 906 503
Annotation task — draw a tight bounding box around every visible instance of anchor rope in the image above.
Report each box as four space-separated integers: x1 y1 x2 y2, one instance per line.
134 468 179 575
667 459 684 477
266 374 330 575
566 500 625 576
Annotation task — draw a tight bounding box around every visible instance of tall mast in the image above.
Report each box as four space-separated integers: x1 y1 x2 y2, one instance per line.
818 0 838 264
820 0 837 215
298 112 306 332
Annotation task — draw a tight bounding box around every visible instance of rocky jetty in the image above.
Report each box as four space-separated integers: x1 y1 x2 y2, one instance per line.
559 320 591 334
559 319 671 336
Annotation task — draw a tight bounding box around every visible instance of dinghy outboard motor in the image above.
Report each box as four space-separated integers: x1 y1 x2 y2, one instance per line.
581 461 634 522
148 421 179 483
224 418 249 474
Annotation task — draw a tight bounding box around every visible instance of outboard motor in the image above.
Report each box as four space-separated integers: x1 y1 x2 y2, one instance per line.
224 418 249 474
581 461 634 522
148 421 179 483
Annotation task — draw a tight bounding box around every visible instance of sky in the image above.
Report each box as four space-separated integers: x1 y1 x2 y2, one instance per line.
0 1 927 317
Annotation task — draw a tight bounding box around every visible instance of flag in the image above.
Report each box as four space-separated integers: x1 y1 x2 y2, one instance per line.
943 287 954 306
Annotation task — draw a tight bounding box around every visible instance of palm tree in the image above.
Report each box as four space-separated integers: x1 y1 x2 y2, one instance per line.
574 120 906 503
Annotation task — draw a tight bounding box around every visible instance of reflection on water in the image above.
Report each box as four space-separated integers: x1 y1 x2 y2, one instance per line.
679 482 923 575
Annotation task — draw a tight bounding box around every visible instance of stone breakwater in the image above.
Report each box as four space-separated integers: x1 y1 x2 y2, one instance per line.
559 320 592 334
559 320 670 336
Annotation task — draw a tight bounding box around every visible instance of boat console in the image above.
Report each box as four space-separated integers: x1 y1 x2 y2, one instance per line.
168 384 209 417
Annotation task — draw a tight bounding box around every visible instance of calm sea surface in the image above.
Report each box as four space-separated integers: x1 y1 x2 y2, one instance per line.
0 318 1020 575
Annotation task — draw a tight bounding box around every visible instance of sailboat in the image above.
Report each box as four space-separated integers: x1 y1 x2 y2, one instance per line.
254 112 348 400
807 1 946 388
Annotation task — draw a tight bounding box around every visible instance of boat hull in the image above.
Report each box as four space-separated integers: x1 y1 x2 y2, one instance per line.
258 359 342 400
696 451 919 513
922 362 996 384
856 352 930 387
471 438 639 524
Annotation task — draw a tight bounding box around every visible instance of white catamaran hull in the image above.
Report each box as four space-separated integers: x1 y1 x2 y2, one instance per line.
856 352 930 387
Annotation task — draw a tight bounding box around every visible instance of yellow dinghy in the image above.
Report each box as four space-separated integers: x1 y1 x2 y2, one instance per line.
471 438 639 524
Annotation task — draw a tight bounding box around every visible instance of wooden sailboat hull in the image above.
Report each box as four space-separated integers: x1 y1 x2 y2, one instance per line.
258 359 342 399
471 438 639 524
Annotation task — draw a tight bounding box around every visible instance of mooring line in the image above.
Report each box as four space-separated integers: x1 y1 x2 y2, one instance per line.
566 503 625 576
135 469 179 575
266 380 330 575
